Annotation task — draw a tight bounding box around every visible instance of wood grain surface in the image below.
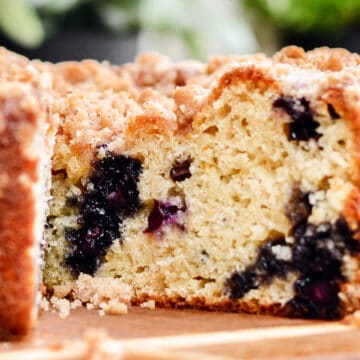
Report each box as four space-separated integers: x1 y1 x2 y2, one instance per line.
0 307 360 359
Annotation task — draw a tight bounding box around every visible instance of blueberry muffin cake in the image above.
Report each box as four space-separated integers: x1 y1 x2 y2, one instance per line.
3 45 360 338
43 46 360 321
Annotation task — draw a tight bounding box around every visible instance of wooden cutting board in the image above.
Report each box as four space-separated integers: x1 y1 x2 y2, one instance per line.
0 307 360 359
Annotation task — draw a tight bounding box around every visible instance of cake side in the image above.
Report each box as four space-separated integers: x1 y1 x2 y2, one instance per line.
53 53 206 96
0 47 56 339
43 47 360 319
0 82 49 338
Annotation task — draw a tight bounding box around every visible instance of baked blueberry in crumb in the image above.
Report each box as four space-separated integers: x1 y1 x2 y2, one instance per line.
327 104 340 119
144 199 186 233
65 153 142 277
285 186 312 227
170 158 192 182
226 266 259 299
287 218 359 319
226 236 290 299
45 217 53 229
256 237 290 279
287 277 340 319
273 96 321 141
226 185 360 319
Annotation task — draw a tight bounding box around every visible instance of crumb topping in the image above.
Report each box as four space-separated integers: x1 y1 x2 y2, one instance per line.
50 46 360 185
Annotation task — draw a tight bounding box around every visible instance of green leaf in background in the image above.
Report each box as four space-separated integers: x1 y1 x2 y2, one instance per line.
243 0 360 33
0 0 44 48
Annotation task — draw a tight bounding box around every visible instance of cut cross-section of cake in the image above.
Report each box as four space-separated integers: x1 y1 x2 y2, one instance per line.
3 45 360 340
43 46 360 320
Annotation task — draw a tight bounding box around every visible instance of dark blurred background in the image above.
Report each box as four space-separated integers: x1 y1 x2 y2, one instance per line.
1 0 360 64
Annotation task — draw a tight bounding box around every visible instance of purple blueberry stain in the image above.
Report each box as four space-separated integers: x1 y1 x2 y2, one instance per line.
225 185 360 319
273 96 321 141
287 277 340 319
285 186 312 227
65 153 142 277
226 235 290 299
144 199 186 233
226 265 259 299
107 188 129 210
327 104 340 120
297 278 339 307
170 158 192 182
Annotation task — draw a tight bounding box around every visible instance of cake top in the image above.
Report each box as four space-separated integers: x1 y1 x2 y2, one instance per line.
274 46 360 71
0 47 53 90
3 44 360 95
52 46 360 91
0 45 355 182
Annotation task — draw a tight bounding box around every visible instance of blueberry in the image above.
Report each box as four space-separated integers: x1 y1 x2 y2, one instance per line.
327 104 340 119
144 200 186 233
296 278 338 306
144 201 164 233
225 182 360 319
273 96 321 141
226 236 290 299
226 266 259 299
287 278 341 319
256 239 290 279
287 217 359 318
66 247 101 277
65 153 142 277
170 159 192 182
285 186 312 227
107 188 129 211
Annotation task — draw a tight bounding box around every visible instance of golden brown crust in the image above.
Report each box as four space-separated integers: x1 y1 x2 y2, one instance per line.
133 294 288 317
133 291 351 319
344 188 360 234
274 46 360 71
125 115 176 147
209 65 278 104
53 53 205 96
0 84 44 339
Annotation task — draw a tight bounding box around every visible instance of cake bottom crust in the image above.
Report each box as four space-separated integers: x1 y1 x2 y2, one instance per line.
133 295 293 317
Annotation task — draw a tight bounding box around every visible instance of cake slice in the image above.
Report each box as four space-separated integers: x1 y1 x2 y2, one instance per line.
43 46 360 320
0 48 55 338
2 46 360 340
0 81 52 338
